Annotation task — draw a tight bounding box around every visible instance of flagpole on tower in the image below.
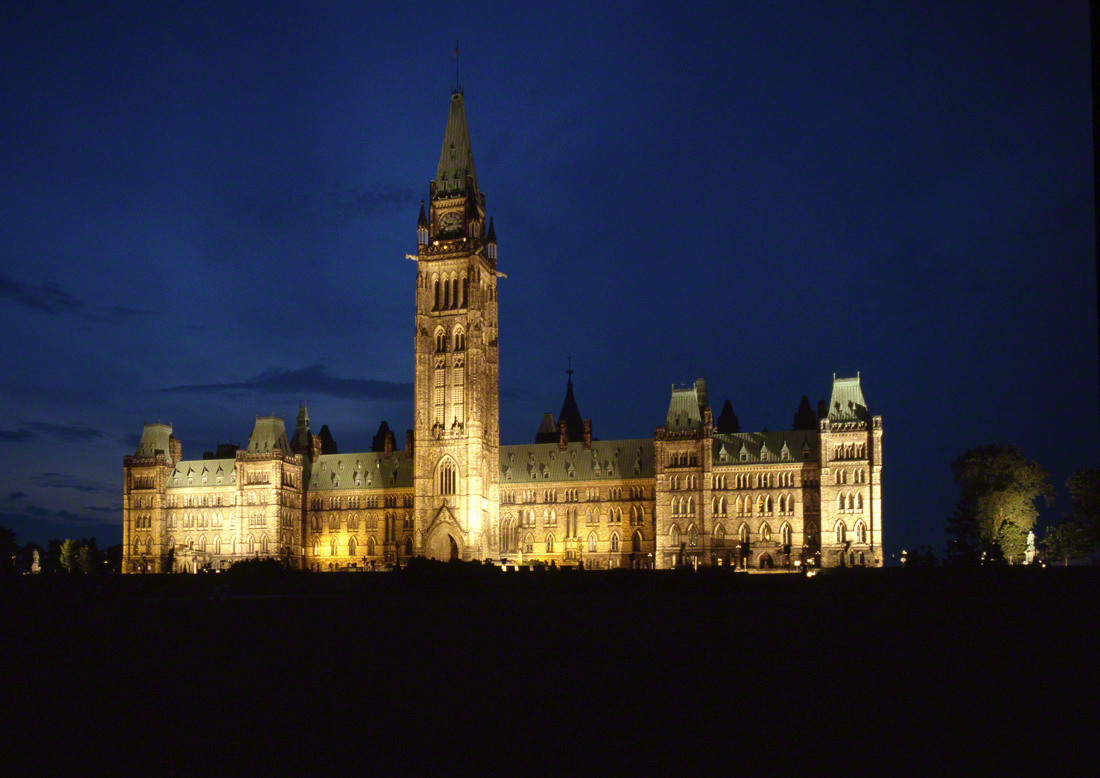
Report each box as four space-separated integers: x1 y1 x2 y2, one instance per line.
455 40 460 89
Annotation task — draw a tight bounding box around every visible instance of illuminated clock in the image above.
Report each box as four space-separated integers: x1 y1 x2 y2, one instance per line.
439 211 463 233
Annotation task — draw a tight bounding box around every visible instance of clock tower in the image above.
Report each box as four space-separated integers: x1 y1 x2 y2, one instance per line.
412 87 501 561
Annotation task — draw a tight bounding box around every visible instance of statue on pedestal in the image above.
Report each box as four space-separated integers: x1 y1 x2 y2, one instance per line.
1026 530 1036 564
31 549 40 573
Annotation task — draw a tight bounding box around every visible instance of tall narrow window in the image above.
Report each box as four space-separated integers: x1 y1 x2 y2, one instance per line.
433 279 440 311
434 367 445 426
439 460 456 495
453 363 464 424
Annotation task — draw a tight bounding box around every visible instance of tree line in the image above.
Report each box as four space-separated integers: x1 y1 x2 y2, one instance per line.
0 529 122 575
945 445 1098 566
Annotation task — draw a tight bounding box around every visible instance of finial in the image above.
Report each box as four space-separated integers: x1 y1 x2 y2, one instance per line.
566 352 574 381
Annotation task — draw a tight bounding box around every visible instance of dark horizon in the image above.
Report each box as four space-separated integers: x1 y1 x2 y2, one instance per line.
1 2 1096 557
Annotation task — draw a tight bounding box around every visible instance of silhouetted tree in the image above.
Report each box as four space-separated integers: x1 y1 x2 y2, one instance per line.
1066 468 1100 541
946 446 1053 564
1042 520 1093 566
0 525 17 575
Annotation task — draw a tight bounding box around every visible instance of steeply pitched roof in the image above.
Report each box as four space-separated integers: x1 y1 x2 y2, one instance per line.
307 452 413 491
246 416 291 455
828 375 871 423
166 459 236 489
436 91 478 196
501 440 654 483
666 379 708 431
713 431 819 465
134 422 172 459
534 413 558 444
557 376 585 442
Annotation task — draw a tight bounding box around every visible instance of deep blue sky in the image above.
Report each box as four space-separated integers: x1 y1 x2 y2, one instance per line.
1 1 1095 559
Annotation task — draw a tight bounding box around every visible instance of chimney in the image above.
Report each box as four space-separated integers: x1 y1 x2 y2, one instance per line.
559 421 568 451
310 434 322 463
583 419 592 450
406 429 414 455
384 430 395 459
169 436 182 465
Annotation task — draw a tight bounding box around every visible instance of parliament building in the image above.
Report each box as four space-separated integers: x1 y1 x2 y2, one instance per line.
122 89 884 573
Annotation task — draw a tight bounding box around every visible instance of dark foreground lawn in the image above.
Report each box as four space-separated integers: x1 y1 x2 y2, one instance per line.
2 565 1096 774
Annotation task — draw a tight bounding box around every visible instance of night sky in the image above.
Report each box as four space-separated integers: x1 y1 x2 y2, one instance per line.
1 2 1095 559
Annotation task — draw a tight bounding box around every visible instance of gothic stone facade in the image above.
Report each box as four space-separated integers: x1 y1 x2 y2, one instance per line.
122 90 883 573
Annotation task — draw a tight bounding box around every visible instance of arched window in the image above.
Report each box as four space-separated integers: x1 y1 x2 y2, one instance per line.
781 522 792 546
719 496 726 516
349 536 357 556
433 278 440 310
835 521 847 544
855 521 866 544
687 496 694 515
632 530 642 553
847 492 856 511
610 533 620 552
546 534 555 553
312 538 319 556
438 459 456 495
367 536 376 556
454 328 465 351
588 532 597 553
758 495 766 514
760 523 771 542
806 521 819 545
738 523 750 543
247 534 255 553
856 492 864 511
687 524 698 547
199 536 206 552
435 328 445 353
404 537 412 555
837 492 845 511
670 525 681 547
714 524 726 547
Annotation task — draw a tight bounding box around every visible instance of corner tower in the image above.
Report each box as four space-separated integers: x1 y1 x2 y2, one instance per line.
413 88 500 560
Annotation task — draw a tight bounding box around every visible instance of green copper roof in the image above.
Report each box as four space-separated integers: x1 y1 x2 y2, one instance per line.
500 440 654 483
246 416 291 455
308 452 412 491
712 431 819 465
436 91 478 196
828 375 870 423
134 422 172 459
666 379 708 431
166 459 236 489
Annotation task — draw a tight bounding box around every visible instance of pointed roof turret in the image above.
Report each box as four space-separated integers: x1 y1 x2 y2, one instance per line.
486 215 496 244
715 400 740 434
792 395 817 430
436 91 478 197
417 200 428 229
557 357 585 445
290 402 312 454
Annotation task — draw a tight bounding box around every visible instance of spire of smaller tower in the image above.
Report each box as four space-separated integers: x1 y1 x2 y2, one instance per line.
557 356 585 445
417 200 428 245
486 215 496 244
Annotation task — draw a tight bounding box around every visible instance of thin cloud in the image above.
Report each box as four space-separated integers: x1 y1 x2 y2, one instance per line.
32 472 109 494
0 269 153 322
8 492 26 500
0 429 33 443
83 505 121 514
161 364 413 401
28 422 104 442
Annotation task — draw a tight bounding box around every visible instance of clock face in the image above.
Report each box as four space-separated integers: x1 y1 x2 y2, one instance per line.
439 211 463 233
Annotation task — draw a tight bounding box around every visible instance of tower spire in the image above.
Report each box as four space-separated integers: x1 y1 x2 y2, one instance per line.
436 85 477 196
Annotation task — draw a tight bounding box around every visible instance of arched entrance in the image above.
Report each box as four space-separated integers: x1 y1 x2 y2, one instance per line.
425 525 464 561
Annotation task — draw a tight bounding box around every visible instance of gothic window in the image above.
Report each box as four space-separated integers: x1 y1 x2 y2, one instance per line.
847 492 855 511
838 493 845 512
349 536 357 556
524 533 534 553
331 537 338 556
760 523 771 542
588 532 597 553
367 536 376 556
855 521 866 544
438 459 456 495
714 524 726 547
450 276 459 310
781 522 792 546
687 496 694 515
546 534 555 553
461 275 468 308
610 533 620 552
435 329 446 353
687 524 698 547
632 530 643 553
738 523 750 544
856 492 864 511
835 521 847 544
806 522 819 545
247 534 255 553
670 525 681 547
